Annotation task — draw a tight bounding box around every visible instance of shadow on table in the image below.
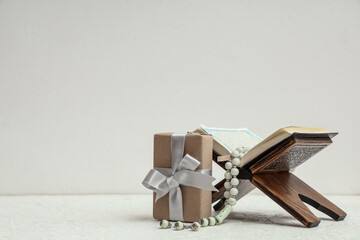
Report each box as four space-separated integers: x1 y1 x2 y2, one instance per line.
126 214 154 222
228 211 304 228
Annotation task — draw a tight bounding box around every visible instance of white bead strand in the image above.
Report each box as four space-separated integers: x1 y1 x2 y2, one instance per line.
231 157 240 166
158 147 251 232
224 181 232 189
231 150 240 158
230 187 238 196
230 177 239 186
227 197 237 206
224 172 232 179
223 191 231 199
225 162 233 170
230 167 239 176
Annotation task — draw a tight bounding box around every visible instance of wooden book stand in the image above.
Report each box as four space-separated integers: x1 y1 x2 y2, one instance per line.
212 133 347 228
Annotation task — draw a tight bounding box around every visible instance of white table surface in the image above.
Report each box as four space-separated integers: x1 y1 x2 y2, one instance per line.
0 194 358 240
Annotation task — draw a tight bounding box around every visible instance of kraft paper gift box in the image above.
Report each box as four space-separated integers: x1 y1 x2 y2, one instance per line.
144 132 215 222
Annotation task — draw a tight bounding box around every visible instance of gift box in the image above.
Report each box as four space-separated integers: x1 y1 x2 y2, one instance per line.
143 132 216 222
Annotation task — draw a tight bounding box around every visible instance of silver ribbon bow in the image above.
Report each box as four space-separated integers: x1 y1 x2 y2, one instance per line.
142 133 218 221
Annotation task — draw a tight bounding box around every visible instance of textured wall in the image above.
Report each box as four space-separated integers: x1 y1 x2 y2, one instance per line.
0 0 359 195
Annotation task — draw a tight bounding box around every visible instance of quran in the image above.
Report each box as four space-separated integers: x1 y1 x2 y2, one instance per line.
195 125 337 170
196 125 346 228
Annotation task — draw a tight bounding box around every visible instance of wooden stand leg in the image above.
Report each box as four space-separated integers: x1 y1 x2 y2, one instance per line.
251 171 347 228
296 183 347 221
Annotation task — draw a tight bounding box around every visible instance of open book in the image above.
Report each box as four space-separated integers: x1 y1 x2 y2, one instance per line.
195 125 337 169
198 125 345 227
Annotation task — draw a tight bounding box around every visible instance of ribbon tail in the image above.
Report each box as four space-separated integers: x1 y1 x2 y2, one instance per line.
154 190 168 203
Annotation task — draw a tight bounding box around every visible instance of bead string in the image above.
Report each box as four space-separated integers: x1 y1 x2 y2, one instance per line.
159 147 249 231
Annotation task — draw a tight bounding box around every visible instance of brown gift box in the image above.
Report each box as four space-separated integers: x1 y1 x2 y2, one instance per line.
153 133 214 222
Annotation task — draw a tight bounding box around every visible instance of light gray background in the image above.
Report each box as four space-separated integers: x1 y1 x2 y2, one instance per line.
0 0 359 195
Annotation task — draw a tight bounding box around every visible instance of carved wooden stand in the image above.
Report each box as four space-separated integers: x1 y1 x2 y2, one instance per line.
212 133 347 228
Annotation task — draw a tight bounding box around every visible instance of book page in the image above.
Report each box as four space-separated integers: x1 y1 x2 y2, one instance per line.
201 125 262 152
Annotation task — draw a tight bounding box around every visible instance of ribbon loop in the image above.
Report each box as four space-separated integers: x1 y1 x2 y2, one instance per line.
177 154 200 171
142 133 218 221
